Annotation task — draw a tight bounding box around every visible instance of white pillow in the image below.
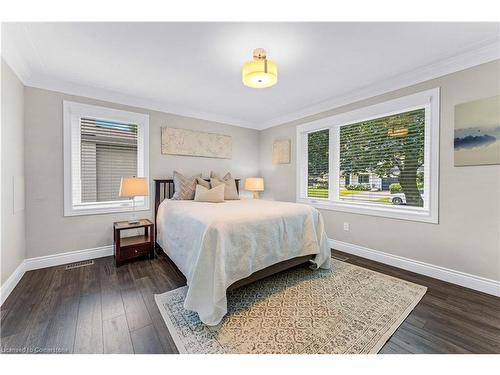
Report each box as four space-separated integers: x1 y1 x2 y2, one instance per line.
210 172 239 200
194 183 225 203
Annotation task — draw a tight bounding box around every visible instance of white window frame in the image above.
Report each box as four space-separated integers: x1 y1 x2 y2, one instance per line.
296 88 440 223
63 101 150 216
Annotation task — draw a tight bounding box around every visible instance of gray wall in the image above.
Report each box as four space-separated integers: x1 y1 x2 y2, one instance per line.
24 87 260 259
260 60 500 281
8 60 500 285
1 60 26 284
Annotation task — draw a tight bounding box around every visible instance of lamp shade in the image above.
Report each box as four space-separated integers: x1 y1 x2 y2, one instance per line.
119 177 149 197
244 177 264 192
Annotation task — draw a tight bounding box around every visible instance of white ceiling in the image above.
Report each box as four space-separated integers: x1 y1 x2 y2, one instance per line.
2 22 499 129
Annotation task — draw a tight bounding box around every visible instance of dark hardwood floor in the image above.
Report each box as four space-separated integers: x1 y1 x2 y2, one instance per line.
1 250 499 354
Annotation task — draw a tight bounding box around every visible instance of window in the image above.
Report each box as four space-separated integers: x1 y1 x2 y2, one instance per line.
357 174 370 185
64 101 149 216
307 129 329 199
296 88 439 223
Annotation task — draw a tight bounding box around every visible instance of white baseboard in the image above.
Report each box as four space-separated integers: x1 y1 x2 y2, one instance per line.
23 245 113 272
329 238 500 297
0 261 27 305
0 245 113 306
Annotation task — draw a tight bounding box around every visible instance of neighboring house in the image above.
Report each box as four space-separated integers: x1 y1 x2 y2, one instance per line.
341 173 399 191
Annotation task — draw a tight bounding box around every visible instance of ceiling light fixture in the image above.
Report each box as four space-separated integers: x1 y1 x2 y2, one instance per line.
242 48 277 89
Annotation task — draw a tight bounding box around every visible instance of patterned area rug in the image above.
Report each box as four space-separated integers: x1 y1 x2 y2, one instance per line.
155 259 426 354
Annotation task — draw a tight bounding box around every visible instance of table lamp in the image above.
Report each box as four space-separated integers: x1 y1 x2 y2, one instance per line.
244 177 264 199
119 176 149 224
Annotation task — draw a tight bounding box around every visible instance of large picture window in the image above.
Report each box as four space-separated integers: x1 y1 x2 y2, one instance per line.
296 88 439 223
64 101 149 216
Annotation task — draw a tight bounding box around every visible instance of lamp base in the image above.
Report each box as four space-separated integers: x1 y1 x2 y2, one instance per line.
128 212 140 225
128 197 140 224
252 191 261 199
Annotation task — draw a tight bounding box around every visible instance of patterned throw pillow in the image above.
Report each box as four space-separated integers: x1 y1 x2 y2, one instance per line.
210 172 239 200
194 184 225 203
196 177 211 189
171 171 201 200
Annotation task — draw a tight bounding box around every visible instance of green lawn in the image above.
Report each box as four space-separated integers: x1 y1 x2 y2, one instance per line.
307 187 328 198
308 187 364 198
308 187 360 198
308 187 393 205
339 189 357 196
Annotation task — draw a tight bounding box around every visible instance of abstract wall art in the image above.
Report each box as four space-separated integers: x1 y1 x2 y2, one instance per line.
161 127 232 159
454 95 500 166
272 139 291 164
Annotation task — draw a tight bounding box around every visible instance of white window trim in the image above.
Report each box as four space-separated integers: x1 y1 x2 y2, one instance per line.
296 87 440 224
63 101 150 216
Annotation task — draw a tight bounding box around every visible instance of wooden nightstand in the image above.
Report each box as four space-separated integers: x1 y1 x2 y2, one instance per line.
113 219 154 267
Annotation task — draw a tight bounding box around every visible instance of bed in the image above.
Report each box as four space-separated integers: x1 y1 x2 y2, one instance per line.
154 178 331 325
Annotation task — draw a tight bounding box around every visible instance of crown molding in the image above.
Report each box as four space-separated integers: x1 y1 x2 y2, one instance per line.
257 39 500 130
2 24 258 130
3 39 258 129
1 45 32 85
24 74 259 130
3 32 499 131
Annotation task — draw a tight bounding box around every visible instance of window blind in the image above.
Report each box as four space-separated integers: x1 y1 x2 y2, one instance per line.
339 108 425 207
307 129 329 198
80 118 138 203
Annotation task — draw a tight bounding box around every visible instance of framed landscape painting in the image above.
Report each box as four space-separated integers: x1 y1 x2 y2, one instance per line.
454 95 500 167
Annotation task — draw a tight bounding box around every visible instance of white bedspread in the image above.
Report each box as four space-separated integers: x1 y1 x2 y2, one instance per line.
156 198 331 325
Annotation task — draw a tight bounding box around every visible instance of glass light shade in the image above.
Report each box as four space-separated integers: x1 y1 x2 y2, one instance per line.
242 59 277 89
244 177 265 192
119 176 149 197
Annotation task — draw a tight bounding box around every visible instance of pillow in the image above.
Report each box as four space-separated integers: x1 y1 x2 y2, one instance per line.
171 171 201 200
210 172 239 200
196 177 211 189
194 184 225 203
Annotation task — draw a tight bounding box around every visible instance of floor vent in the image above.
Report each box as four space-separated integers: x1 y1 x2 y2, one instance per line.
65 260 94 270
332 254 349 261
